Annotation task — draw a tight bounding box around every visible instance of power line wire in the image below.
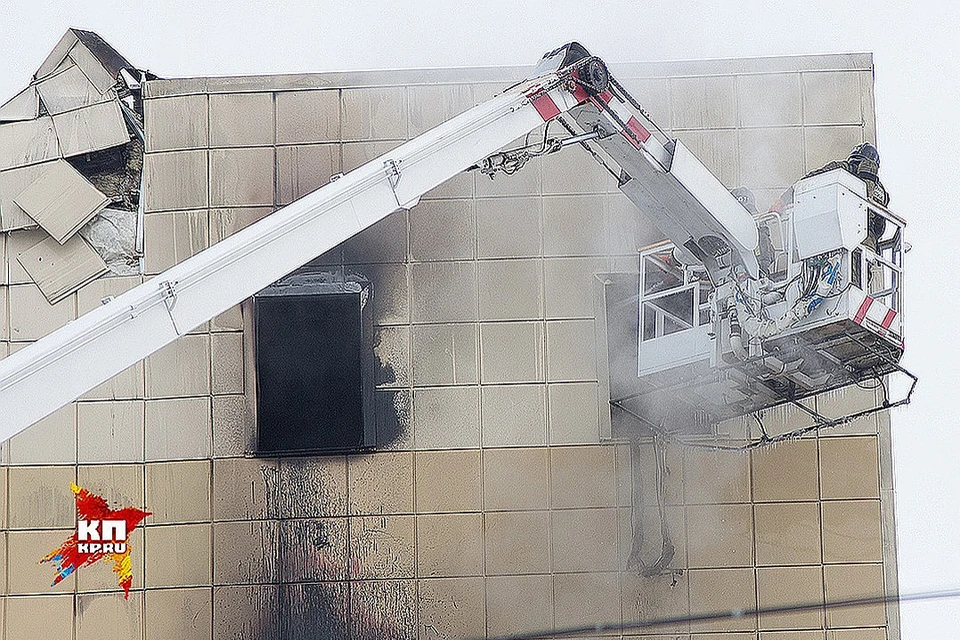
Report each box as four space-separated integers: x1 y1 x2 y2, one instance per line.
481 587 960 640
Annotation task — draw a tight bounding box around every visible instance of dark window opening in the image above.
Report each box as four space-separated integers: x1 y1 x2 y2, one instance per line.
251 274 374 455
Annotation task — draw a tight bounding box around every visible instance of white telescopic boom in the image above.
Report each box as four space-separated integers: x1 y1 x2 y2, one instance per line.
0 43 763 438
0 67 584 438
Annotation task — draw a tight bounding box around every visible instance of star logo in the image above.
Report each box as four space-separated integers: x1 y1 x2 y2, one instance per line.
41 483 150 598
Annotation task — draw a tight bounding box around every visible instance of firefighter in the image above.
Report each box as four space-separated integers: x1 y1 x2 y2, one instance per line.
847 142 889 207
730 186 758 214
773 143 888 207
805 142 889 207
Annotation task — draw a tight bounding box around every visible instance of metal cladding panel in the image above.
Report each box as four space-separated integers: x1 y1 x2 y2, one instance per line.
12 158 109 243
0 161 56 231
0 86 40 122
16 234 108 304
34 30 80 80
72 29 134 82
51 99 130 158
0 117 60 171
35 63 106 115
67 38 118 94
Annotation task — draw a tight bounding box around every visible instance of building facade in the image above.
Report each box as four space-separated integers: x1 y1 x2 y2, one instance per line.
0 36 899 640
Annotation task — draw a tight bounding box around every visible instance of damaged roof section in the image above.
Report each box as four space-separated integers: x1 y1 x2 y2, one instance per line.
0 28 148 303
34 29 134 95
36 65 105 115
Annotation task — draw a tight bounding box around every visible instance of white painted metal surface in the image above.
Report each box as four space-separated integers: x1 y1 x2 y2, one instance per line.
669 141 760 272
793 168 868 259
0 66 578 438
566 102 761 278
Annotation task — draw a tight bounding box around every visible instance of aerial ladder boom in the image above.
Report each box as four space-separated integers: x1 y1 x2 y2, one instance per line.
0 43 904 439
1 43 742 437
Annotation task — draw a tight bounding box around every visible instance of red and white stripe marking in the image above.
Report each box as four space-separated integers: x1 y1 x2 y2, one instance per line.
851 293 901 344
527 77 656 158
853 296 874 324
623 115 651 148
530 93 561 121
526 84 584 123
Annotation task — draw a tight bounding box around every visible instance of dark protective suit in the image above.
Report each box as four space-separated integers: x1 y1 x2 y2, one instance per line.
803 159 889 207
772 159 889 212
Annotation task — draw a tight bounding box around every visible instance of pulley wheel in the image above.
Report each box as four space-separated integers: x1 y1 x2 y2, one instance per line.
580 59 610 95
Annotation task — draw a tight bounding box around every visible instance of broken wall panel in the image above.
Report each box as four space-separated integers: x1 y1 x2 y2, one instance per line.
0 86 40 122
0 160 56 231
0 117 60 170
72 29 134 87
52 100 130 158
6 228 48 285
13 159 109 243
17 234 108 304
33 29 127 96
67 39 118 94
36 64 107 115
34 30 80 80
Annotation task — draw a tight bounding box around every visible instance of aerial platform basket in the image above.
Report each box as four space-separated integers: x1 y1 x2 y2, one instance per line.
606 169 913 434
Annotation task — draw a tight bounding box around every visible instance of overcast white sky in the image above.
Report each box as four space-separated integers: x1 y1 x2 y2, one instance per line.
1 1 958 637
